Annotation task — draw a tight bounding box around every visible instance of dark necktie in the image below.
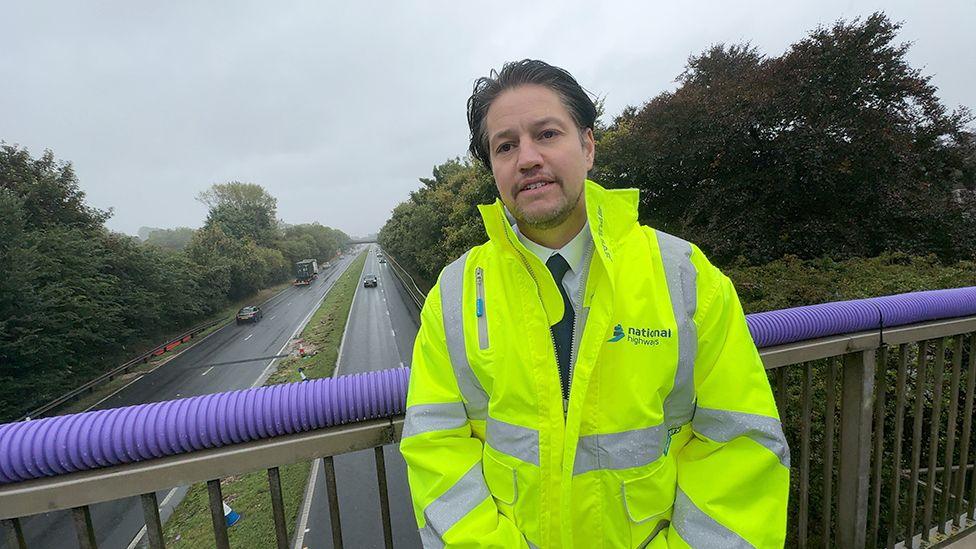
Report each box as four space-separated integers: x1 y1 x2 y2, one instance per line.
546 253 574 396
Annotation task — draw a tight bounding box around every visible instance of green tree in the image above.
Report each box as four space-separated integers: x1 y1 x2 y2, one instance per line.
0 144 109 230
144 226 196 251
379 158 494 287
197 182 279 246
593 13 975 264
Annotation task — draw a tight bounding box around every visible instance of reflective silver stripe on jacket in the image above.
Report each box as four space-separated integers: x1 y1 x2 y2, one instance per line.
573 424 669 475
693 407 791 468
481 419 679 475
418 526 445 549
441 251 489 421
655 231 698 428
420 462 491 542
672 487 753 548
403 402 468 439
487 416 539 466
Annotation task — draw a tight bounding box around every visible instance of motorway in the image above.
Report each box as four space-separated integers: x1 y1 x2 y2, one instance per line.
2 245 369 549
292 247 422 549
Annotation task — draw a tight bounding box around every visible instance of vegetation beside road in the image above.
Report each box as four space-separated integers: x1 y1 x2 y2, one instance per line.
57 279 294 416
267 249 368 384
0 148 351 421
162 249 367 548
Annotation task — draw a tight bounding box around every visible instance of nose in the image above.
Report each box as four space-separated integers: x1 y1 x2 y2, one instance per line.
517 140 543 172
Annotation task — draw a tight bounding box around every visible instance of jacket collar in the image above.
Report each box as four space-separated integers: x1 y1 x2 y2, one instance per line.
477 180 639 320
479 180 638 268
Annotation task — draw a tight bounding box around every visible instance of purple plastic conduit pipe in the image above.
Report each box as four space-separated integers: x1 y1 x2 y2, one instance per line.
745 286 976 347
0 367 409 484
1 287 975 485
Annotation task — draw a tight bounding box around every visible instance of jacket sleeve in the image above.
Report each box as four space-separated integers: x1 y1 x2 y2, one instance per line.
656 253 790 548
399 282 529 548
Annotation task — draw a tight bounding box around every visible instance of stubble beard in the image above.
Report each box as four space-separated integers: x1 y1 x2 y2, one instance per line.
513 184 583 230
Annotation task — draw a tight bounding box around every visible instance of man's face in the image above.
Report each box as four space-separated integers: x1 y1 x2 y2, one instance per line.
485 84 595 230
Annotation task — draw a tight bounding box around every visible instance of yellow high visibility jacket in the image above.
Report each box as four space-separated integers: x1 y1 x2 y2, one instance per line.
400 181 789 548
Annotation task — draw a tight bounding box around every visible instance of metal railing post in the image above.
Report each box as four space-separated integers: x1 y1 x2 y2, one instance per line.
267 467 289 549
140 492 166 549
2 518 26 549
207 480 231 549
837 349 875 548
72 506 98 549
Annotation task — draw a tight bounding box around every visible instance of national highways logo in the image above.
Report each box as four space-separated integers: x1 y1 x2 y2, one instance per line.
607 323 673 346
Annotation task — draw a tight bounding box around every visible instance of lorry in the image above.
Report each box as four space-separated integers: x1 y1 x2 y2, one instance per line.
294 259 319 285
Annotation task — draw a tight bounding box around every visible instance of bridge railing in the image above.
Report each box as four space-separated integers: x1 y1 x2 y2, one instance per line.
764 315 976 548
2 289 976 548
381 249 426 311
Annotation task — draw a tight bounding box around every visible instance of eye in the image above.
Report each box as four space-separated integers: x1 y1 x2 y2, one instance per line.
541 129 558 139
496 143 514 154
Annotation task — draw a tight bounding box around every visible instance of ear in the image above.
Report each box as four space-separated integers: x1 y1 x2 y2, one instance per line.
582 127 595 170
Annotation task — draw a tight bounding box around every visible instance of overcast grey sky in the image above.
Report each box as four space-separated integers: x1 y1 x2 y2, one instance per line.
2 1 973 237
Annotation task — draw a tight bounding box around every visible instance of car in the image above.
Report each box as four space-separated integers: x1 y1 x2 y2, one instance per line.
379 258 386 264
236 306 263 325
363 274 378 287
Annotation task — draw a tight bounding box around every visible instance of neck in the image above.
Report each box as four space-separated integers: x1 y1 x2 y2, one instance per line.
519 206 587 249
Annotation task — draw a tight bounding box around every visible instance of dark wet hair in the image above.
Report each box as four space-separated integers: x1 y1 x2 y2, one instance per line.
467 59 597 169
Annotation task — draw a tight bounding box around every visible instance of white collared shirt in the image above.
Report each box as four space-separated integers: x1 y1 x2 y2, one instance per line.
514 221 593 315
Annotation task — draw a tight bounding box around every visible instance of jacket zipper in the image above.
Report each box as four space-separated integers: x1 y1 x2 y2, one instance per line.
501 225 567 415
567 242 594 398
475 267 489 350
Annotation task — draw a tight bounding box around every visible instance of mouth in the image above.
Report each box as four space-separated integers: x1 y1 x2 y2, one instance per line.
517 177 557 196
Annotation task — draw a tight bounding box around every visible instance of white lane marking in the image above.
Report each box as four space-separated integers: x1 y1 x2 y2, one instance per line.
201 366 214 376
251 257 344 388
126 486 180 549
294 254 366 549
286 302 292 306
253 336 293 389
259 284 296 308
244 334 253 341
334 253 367 377
83 374 145 411
291 444 323 549
269 315 276 320
124 280 328 549
82 319 235 412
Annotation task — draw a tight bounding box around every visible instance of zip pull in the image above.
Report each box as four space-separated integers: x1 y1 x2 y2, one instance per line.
475 267 489 350
475 268 485 317
563 398 569 419
664 426 681 456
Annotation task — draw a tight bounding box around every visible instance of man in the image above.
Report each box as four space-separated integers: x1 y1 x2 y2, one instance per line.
400 59 789 548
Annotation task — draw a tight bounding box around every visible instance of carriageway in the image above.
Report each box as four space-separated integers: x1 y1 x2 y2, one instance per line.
2 255 976 549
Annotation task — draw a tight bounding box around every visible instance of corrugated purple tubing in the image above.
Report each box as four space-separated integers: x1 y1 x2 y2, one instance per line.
2 286 975 485
0 368 409 484
745 286 976 347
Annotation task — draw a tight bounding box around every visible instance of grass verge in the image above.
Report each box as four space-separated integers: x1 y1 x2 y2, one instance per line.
162 250 367 548
56 280 295 416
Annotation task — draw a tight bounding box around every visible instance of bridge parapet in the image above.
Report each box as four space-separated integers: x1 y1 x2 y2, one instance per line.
2 288 976 548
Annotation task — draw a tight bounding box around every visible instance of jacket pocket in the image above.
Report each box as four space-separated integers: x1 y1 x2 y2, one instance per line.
483 449 517 505
621 457 677 533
